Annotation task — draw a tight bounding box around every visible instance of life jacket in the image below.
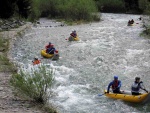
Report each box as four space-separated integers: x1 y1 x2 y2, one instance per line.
70 32 77 38
131 82 140 93
33 60 41 65
112 80 119 90
45 44 52 49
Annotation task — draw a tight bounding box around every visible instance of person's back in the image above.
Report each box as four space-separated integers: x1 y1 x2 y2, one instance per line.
131 19 134 24
47 46 55 54
128 20 131 24
46 44 55 54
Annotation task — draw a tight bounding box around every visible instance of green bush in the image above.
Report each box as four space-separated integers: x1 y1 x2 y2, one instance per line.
138 0 149 12
10 65 54 104
28 0 41 21
140 1 150 37
96 0 125 13
29 0 99 22
144 3 150 15
57 0 98 21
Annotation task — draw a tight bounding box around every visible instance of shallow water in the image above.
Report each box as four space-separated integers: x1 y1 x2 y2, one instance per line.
11 13 150 113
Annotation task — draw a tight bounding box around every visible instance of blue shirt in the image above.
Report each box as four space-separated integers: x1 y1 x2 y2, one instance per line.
47 47 55 54
107 80 121 92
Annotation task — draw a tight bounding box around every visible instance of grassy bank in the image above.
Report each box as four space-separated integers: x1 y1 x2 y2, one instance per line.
0 37 17 72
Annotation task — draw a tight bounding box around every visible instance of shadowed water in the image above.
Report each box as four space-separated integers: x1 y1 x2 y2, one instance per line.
10 13 150 113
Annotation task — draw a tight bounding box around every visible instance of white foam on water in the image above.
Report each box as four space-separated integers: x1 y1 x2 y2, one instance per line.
10 13 150 113
126 49 143 58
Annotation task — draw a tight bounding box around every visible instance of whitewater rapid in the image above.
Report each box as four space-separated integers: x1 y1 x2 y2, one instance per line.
11 13 150 113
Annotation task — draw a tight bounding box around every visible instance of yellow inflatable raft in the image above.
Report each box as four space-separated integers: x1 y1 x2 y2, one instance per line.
74 36 80 41
104 90 150 103
41 50 54 58
68 36 80 41
127 23 134 26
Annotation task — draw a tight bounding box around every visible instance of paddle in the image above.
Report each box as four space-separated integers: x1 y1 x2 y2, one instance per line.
143 89 148 93
98 93 105 97
141 83 149 93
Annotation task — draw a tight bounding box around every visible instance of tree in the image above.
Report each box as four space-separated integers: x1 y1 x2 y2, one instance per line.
0 0 17 18
16 0 31 18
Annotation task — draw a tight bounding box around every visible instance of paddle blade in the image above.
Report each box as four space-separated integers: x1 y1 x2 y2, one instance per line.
98 93 104 96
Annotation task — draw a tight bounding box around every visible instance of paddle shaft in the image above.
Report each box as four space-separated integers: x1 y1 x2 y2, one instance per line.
141 83 148 93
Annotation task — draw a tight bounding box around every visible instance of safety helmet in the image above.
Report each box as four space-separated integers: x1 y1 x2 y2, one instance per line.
114 76 118 80
34 57 38 60
72 30 76 33
135 77 140 80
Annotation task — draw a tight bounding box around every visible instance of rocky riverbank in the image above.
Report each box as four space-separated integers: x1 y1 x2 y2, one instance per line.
0 18 25 31
0 22 48 113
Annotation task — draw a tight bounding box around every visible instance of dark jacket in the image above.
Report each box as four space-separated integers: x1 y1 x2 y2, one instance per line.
47 47 55 54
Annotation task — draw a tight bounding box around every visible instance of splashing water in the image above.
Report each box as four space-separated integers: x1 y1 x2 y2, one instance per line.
10 13 150 113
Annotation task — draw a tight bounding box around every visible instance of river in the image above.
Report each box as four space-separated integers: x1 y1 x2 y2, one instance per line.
10 13 150 113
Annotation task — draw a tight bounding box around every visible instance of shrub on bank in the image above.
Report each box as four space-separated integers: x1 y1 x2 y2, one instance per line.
95 0 126 13
0 37 17 72
141 1 150 37
29 0 100 22
10 65 54 104
138 0 149 13
143 26 150 37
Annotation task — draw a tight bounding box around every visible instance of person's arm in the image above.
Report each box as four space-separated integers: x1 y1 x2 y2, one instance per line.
45 45 48 49
107 82 113 93
118 80 121 88
139 82 148 93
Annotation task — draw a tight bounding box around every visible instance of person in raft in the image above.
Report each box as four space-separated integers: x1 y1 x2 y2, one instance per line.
131 77 148 95
46 44 56 54
32 57 41 65
128 20 131 24
128 19 134 25
45 42 53 49
68 30 77 41
106 76 122 94
70 30 77 38
130 19 134 24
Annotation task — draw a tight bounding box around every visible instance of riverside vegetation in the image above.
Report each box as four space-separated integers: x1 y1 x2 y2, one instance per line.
0 37 16 72
10 65 57 113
